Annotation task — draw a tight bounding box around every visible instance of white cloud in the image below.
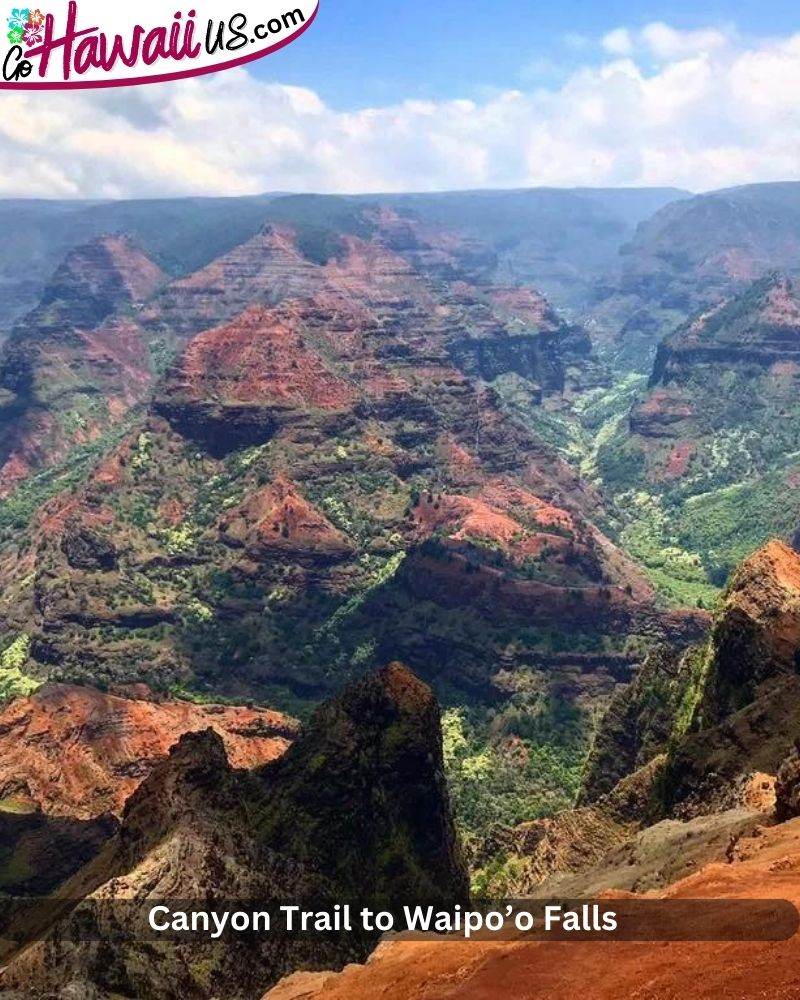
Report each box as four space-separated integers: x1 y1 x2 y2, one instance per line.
639 22 729 59
0 23 800 197
602 28 633 57
603 22 730 60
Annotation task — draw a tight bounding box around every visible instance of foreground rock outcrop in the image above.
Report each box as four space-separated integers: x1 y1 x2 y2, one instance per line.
575 540 800 821
663 540 800 818
699 538 800 721
257 542 800 999
775 741 800 822
0 684 298 897
468 538 800 900
0 664 468 999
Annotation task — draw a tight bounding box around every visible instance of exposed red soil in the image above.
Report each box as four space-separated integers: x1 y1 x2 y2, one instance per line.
412 492 576 563
146 224 323 332
417 493 519 543
486 287 562 331
170 304 358 410
32 493 114 541
731 539 800 610
0 411 58 500
685 300 728 342
762 277 800 326
83 234 164 304
323 235 437 311
79 317 154 405
438 435 481 477
665 441 695 479
0 451 32 498
771 360 800 377
219 475 353 557
158 497 188 526
0 683 298 821
701 248 763 283
478 480 576 532
410 478 582 567
92 438 133 488
635 389 694 420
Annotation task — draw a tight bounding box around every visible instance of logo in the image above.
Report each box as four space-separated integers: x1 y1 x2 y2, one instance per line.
1 1 319 88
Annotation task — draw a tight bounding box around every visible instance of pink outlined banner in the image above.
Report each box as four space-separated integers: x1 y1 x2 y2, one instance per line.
0 1 319 88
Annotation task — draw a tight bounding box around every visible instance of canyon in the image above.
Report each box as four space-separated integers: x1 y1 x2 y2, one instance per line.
2 182 800 998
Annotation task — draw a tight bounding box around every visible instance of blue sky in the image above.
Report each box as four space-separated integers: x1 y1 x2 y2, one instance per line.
2 3 800 197
259 0 800 106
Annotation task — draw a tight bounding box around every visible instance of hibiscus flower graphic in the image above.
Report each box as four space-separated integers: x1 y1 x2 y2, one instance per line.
7 8 30 31
22 20 41 45
27 7 44 26
6 25 22 44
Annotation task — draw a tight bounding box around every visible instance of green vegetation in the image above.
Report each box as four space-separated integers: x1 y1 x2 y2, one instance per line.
441 673 597 895
0 795 36 815
0 635 41 701
616 491 720 606
161 523 198 556
442 673 592 837
490 368 730 605
671 644 712 741
315 552 407 638
470 850 530 898
676 465 800 583
0 423 132 538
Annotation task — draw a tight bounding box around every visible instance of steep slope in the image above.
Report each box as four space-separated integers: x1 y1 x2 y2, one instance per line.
0 205 706 842
0 210 691 706
143 223 326 340
0 236 165 497
595 182 800 366
578 645 697 804
581 540 800 821
0 683 298 820
458 540 800 901
662 540 800 818
0 665 468 1000
0 187 685 341
0 200 605 501
0 683 298 897
0 194 282 339
625 183 800 305
378 186 687 308
631 273 800 485
595 274 800 589
259 543 800 1000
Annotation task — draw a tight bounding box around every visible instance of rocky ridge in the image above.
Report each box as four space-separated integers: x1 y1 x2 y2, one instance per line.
0 206 706 717
0 236 164 497
0 664 468 1000
579 540 800 822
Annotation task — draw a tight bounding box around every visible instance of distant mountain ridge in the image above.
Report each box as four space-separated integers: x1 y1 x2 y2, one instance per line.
0 186 688 340
595 181 800 366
